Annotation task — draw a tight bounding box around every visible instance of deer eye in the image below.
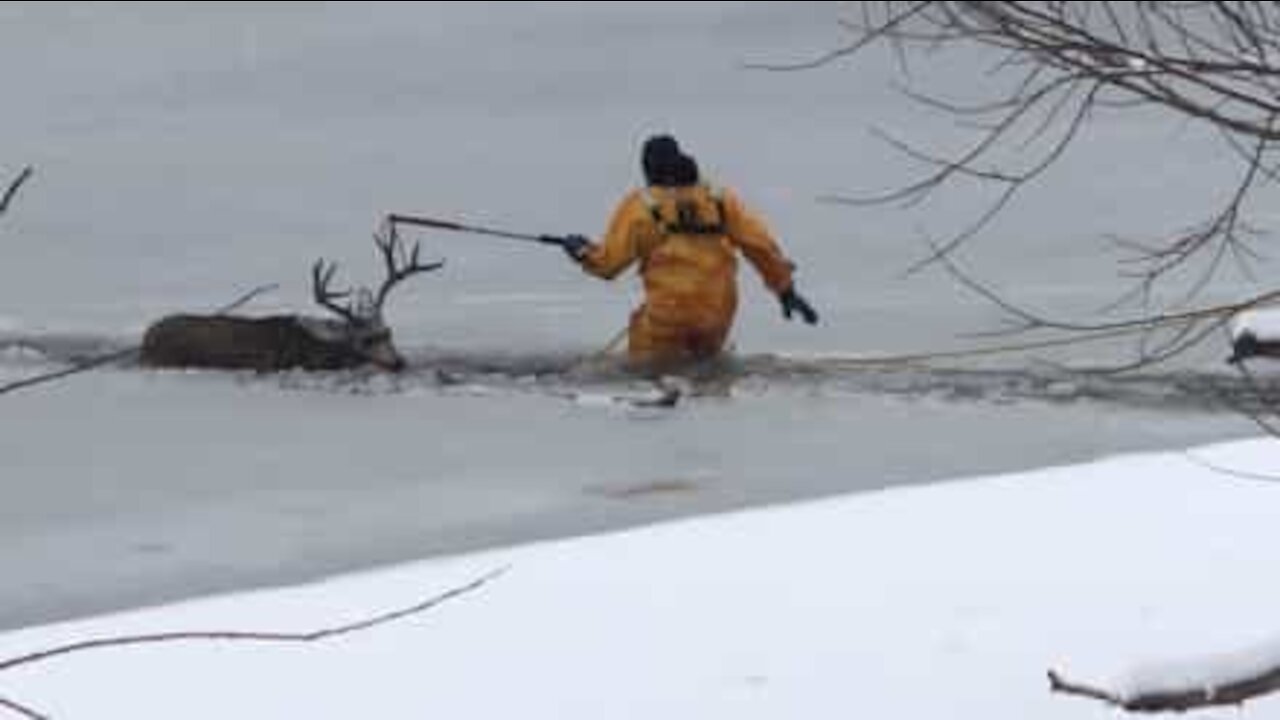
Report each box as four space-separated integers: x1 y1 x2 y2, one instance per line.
359 329 391 347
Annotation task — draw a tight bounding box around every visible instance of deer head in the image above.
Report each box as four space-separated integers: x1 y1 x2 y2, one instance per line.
310 222 443 371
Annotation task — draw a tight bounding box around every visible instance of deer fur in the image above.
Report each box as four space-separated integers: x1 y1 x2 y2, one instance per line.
140 314 402 371
139 222 440 373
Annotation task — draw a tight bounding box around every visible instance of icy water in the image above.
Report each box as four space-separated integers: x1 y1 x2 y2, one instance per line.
0 3 1272 630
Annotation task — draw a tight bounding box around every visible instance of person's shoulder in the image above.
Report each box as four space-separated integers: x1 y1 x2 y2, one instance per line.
703 181 743 208
606 187 646 210
618 186 650 206
697 177 734 198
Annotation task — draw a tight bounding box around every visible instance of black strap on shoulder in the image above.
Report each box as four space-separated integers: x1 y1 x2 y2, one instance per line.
642 185 726 237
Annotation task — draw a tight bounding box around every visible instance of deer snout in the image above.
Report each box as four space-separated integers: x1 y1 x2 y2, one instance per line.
362 341 407 372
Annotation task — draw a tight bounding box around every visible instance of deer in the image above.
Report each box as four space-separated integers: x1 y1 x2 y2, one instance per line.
140 224 442 373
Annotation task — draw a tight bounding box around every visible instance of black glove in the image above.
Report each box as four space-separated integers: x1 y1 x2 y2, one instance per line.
539 234 592 262
779 286 819 325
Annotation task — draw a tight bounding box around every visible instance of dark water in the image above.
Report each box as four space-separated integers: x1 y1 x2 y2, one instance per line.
3 331 1273 415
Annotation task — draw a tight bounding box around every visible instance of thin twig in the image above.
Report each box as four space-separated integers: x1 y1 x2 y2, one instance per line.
0 283 278 398
1183 450 1280 483
743 1 934 71
0 567 507 719
214 282 280 316
0 566 507 674
0 167 32 217
795 1 1280 338
1047 669 1125 707
0 697 46 720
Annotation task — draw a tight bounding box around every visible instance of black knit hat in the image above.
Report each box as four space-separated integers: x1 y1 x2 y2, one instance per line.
671 153 699 186
641 134 699 187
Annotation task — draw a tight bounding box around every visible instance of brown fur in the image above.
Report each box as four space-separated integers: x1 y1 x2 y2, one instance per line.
139 314 402 372
139 221 442 373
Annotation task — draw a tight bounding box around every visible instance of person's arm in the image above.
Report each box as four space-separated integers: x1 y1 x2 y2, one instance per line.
576 191 652 280
722 188 819 324
721 188 794 293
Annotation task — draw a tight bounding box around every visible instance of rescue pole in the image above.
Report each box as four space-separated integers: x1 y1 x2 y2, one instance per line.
387 213 561 245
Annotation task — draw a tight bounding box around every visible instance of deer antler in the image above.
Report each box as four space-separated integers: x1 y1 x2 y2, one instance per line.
372 220 445 311
310 258 360 324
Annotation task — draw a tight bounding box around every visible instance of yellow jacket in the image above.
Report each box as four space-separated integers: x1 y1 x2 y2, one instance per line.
579 182 795 364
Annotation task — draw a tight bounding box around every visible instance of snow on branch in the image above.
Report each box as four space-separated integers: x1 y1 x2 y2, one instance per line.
0 566 507 719
1049 638 1280 712
0 697 44 720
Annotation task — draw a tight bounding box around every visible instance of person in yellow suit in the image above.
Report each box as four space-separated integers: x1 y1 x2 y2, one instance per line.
542 135 818 371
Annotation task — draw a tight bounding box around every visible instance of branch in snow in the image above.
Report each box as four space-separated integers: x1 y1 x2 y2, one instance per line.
0 167 32 218
1049 662 1280 712
0 566 506 674
0 566 507 718
0 697 46 720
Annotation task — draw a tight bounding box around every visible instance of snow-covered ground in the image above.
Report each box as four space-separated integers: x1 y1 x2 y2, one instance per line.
3 436 1280 719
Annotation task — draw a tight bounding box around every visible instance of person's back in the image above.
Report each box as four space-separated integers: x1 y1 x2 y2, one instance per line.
546 134 818 371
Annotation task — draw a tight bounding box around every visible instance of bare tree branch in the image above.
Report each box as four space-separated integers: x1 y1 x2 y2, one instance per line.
935 239 1280 335
781 2 1280 358
214 282 280 317
0 167 32 218
743 1 936 71
0 698 46 720
0 567 506 675
1047 669 1125 707
0 567 507 718
927 240 1280 372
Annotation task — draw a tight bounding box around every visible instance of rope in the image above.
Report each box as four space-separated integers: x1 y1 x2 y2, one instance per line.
814 322 1177 369
580 308 1200 373
597 325 628 357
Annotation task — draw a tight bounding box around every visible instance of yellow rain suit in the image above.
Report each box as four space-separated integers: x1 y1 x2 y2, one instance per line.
579 183 796 368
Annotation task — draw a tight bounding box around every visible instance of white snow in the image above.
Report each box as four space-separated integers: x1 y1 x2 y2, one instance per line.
1120 637 1280 703
1232 306 1280 341
3 438 1280 719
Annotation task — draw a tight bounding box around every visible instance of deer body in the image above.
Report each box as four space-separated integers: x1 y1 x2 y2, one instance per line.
140 314 401 371
139 220 441 373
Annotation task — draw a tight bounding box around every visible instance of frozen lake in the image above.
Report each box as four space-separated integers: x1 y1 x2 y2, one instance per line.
0 2 1269 631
